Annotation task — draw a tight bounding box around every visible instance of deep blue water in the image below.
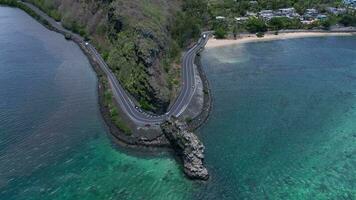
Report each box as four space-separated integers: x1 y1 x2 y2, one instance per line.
198 36 356 199
0 7 192 200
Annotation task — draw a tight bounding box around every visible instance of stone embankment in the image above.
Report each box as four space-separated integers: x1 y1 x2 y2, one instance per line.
161 118 209 180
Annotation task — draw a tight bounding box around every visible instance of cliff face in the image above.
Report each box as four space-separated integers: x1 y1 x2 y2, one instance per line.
28 0 182 113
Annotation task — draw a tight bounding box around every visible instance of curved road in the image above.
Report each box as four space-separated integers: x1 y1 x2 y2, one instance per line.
90 34 209 125
21 1 209 126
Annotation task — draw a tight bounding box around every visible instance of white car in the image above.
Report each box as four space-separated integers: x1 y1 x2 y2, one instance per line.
203 34 206 39
85 42 89 46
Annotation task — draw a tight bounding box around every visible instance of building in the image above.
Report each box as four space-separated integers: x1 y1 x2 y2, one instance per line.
259 10 275 20
304 8 319 20
316 14 328 20
278 8 295 15
344 0 356 7
235 17 249 23
278 8 300 19
301 20 315 25
246 11 257 17
249 1 258 5
305 8 318 16
257 8 300 21
327 7 347 15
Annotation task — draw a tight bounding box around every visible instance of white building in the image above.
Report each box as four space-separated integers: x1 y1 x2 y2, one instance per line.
305 8 318 16
235 17 249 23
246 11 257 17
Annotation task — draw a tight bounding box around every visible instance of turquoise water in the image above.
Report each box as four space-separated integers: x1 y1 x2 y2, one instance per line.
2 6 356 200
198 37 356 199
0 7 193 200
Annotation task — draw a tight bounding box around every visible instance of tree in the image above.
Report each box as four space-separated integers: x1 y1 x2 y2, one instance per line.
232 24 238 39
246 18 267 33
215 26 227 39
340 14 356 27
268 17 302 30
268 17 286 30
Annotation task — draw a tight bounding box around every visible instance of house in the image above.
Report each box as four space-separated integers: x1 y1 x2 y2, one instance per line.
327 7 347 15
281 8 300 19
246 11 257 17
304 8 319 20
259 10 275 20
316 14 328 20
249 1 258 5
301 20 315 25
278 8 295 15
305 8 318 16
257 8 300 21
235 17 249 23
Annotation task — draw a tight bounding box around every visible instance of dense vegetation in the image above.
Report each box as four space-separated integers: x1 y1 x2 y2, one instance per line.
172 0 209 47
20 0 183 113
19 0 212 114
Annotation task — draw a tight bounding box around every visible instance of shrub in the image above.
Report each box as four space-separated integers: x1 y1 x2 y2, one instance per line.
256 32 265 38
215 26 227 39
246 18 267 33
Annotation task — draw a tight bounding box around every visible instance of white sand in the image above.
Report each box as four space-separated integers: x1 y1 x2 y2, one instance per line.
206 32 355 48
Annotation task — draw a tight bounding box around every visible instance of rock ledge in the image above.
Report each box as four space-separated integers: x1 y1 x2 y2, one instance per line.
161 117 209 180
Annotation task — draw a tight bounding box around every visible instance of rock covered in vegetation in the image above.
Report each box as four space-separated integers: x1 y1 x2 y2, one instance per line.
26 0 180 113
161 118 209 180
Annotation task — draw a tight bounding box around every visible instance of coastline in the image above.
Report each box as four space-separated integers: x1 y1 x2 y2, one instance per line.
2 2 210 146
0 2 170 148
206 31 356 48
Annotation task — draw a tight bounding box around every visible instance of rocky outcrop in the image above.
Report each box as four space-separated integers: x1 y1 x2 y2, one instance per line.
161 118 209 180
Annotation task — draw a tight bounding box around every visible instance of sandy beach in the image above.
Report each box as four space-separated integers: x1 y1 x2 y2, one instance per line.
206 32 355 48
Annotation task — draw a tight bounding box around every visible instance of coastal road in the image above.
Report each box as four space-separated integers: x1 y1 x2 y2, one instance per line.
21 1 209 126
